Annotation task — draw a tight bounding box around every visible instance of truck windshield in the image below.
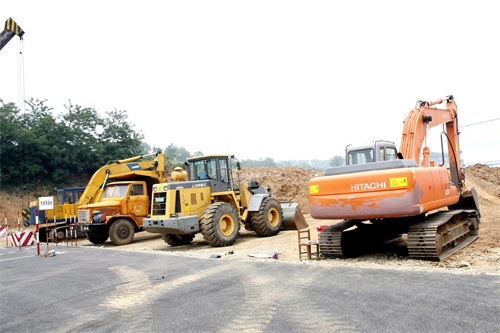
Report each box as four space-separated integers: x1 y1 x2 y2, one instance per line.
102 184 129 198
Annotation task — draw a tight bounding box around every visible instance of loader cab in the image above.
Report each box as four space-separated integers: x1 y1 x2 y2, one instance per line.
185 154 239 192
346 140 398 165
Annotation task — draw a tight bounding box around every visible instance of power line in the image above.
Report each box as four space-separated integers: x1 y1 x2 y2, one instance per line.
461 118 500 128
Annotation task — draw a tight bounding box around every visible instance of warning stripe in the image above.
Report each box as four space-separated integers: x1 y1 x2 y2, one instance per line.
0 225 7 238
11 231 35 247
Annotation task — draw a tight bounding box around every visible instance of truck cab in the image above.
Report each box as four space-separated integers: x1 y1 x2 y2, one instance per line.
78 180 151 245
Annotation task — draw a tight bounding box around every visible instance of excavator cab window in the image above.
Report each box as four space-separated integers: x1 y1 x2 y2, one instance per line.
76 190 83 203
348 149 374 165
386 147 397 161
378 147 398 161
57 189 64 204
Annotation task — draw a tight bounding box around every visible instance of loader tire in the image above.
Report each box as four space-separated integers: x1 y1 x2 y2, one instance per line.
109 219 135 246
162 233 195 246
201 202 240 247
250 197 283 237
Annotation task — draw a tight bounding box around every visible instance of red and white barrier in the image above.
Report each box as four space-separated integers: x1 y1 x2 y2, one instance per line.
36 210 40 255
11 231 35 247
0 225 7 238
0 225 8 247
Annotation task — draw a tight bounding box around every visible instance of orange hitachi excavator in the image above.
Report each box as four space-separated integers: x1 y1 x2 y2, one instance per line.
308 95 480 261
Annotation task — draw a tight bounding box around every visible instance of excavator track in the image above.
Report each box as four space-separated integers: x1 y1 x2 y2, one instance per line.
407 210 479 261
318 226 345 259
319 210 479 261
318 220 386 259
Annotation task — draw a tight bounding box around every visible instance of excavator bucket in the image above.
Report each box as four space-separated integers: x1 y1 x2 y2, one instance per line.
280 202 308 230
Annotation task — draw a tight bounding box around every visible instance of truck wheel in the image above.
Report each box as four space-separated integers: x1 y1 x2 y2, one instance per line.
87 231 108 244
250 197 283 237
201 202 240 247
162 233 195 246
109 219 135 245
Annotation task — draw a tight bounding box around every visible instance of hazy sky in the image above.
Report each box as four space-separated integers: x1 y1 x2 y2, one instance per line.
1 1 499 164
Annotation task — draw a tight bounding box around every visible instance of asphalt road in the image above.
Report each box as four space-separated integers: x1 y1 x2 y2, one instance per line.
1 245 499 333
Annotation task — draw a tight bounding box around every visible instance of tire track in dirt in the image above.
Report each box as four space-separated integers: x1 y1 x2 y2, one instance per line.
219 273 279 333
278 272 358 332
102 265 233 310
220 269 357 333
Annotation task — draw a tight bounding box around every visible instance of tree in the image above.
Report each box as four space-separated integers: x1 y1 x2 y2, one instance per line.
99 109 144 160
192 151 204 157
329 155 345 167
0 98 147 189
60 102 104 172
164 143 191 162
0 101 23 186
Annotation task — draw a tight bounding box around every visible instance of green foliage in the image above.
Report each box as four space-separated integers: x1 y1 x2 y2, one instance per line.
0 98 144 189
164 143 190 162
329 155 345 166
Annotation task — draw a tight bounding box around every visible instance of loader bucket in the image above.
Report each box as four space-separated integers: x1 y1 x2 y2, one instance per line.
280 202 308 230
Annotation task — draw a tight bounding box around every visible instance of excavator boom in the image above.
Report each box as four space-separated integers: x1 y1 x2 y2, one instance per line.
399 95 463 191
77 152 166 205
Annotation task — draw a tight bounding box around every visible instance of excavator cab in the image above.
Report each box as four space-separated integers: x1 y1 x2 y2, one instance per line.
345 140 398 165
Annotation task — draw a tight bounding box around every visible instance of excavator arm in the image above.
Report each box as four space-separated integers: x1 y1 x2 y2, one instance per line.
399 95 463 191
77 152 167 205
0 17 24 51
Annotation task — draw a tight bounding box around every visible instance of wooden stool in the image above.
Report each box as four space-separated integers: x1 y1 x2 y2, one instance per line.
298 229 320 260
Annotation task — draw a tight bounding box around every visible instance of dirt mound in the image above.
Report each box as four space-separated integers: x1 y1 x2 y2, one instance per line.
465 163 500 198
239 166 322 214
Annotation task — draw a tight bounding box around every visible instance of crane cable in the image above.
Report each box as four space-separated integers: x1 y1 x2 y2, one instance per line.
15 34 28 209
17 34 25 113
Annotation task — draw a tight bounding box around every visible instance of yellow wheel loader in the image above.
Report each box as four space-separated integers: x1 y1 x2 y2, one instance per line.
143 154 307 247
